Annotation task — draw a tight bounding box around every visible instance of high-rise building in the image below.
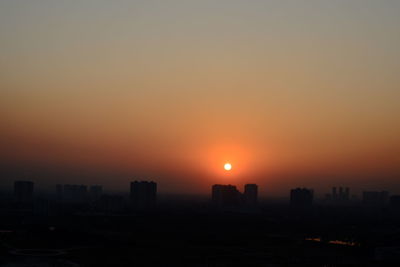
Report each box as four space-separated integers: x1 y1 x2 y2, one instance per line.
290 188 313 207
244 184 258 205
130 181 157 209
212 184 241 207
14 181 34 203
330 186 350 204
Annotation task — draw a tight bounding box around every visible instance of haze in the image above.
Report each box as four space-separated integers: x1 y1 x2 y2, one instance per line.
1 0 399 196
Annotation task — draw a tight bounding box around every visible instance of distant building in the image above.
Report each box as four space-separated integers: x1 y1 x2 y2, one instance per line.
345 187 350 199
244 184 258 205
14 181 34 203
332 186 350 202
130 181 157 209
212 184 241 207
56 184 102 203
338 187 343 198
290 188 313 207
363 191 389 206
89 185 103 201
326 186 351 205
62 184 88 203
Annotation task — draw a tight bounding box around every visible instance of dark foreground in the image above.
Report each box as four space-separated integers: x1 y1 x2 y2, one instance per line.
1 199 400 266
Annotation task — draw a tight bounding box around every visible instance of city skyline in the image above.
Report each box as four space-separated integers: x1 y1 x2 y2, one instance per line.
2 179 397 202
1 2 400 266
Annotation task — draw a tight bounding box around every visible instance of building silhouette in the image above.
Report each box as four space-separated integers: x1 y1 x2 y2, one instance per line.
14 181 34 203
325 186 354 205
244 184 258 205
59 184 88 203
89 185 103 201
333 186 350 201
363 191 389 206
290 188 313 207
332 187 337 199
130 181 157 209
212 184 241 207
56 184 102 203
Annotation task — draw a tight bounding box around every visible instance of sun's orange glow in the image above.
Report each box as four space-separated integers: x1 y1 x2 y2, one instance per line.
1 1 399 196
224 163 232 171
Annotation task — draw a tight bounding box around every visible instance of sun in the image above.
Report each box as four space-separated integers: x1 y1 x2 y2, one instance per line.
224 163 232 171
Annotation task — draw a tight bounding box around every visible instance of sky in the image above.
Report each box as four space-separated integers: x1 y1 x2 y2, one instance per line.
1 0 399 196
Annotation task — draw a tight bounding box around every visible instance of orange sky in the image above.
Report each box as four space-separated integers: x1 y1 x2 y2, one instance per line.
1 1 400 196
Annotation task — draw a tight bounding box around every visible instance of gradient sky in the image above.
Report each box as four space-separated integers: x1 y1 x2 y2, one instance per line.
1 0 399 196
